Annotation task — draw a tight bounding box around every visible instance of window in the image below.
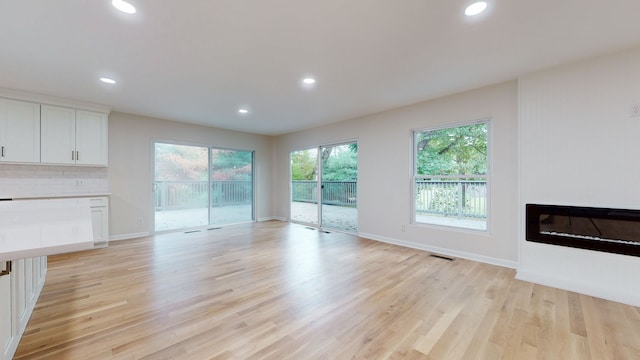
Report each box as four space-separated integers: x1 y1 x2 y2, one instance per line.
413 121 489 230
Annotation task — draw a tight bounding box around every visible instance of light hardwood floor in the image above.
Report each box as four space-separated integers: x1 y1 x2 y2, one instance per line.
15 221 640 359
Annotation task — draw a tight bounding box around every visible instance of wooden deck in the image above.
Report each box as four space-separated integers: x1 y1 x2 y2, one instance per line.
15 221 640 359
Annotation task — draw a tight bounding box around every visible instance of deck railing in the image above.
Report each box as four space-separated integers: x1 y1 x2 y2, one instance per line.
154 179 485 218
291 180 357 208
415 180 486 219
154 180 252 210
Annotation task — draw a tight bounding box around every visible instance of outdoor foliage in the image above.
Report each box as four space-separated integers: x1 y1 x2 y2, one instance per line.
321 146 357 181
427 185 463 214
211 149 252 180
416 122 487 177
291 145 357 181
155 144 253 181
155 143 208 181
291 149 317 180
154 144 254 209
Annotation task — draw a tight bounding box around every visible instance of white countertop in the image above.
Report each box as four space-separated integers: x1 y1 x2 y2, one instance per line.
5 193 111 200
0 198 94 261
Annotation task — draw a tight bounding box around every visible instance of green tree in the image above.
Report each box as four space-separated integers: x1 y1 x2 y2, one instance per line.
415 123 488 217
211 150 252 180
291 150 317 180
291 145 358 181
322 145 357 181
416 123 487 177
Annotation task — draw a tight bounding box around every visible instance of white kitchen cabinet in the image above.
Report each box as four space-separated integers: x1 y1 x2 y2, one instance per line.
41 105 108 166
40 105 75 165
0 98 41 163
76 110 108 166
0 257 46 360
0 262 12 360
90 196 109 247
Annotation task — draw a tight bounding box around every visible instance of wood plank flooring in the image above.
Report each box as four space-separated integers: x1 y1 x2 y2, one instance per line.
14 221 640 359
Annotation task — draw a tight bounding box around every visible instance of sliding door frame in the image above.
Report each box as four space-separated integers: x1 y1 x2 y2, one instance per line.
289 139 358 233
151 139 256 234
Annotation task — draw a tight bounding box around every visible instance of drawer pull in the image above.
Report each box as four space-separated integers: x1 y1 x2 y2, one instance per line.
0 261 11 277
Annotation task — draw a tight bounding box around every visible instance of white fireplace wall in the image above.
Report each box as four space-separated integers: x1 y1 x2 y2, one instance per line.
518 46 640 306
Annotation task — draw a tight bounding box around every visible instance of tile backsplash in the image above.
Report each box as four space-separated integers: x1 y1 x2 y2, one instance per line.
0 164 109 198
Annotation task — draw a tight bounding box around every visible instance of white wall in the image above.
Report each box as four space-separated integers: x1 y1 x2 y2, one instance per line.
274 81 519 267
108 112 274 239
518 47 640 306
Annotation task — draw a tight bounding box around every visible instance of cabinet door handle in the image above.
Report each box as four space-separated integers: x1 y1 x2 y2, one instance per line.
0 261 11 277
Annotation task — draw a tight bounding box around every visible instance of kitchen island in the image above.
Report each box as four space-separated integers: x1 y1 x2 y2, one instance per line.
1 198 93 360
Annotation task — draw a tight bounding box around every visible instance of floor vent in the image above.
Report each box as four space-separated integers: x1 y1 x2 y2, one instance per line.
321 230 331 234
430 254 455 261
305 227 317 230
207 227 222 231
184 230 201 234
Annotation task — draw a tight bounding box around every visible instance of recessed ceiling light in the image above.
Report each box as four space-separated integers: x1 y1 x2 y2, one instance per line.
238 108 249 114
100 77 116 84
112 0 136 14
302 78 316 84
465 1 487 16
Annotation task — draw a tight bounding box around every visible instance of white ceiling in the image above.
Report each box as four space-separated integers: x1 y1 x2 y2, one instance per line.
1 1 640 136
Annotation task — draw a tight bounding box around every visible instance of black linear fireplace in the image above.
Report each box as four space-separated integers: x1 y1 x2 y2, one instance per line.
526 204 640 257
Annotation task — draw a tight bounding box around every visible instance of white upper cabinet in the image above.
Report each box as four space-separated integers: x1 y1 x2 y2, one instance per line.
40 105 75 165
0 99 41 163
75 110 108 166
41 105 108 166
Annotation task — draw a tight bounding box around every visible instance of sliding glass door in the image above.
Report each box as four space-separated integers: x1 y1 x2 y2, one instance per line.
154 143 209 231
290 142 357 233
210 149 254 225
154 142 254 232
290 148 319 226
320 143 358 233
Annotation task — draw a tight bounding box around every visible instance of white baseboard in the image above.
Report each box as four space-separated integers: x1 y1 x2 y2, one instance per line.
109 232 150 242
516 269 640 307
358 232 518 269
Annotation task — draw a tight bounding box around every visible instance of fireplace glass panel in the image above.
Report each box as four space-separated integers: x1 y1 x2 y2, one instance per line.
526 204 640 257
539 214 640 245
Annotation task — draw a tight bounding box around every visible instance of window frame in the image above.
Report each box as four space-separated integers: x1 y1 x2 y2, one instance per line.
410 119 491 232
